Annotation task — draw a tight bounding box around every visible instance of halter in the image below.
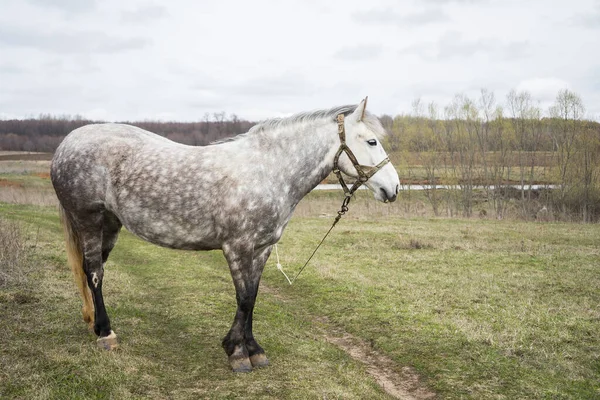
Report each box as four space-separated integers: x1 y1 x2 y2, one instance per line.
332 113 390 206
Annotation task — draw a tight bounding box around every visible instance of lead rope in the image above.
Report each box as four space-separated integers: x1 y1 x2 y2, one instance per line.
275 110 389 285
274 242 292 284
276 194 352 285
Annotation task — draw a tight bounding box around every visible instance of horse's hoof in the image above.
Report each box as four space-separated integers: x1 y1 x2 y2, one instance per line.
249 353 269 368
230 356 253 373
96 330 118 351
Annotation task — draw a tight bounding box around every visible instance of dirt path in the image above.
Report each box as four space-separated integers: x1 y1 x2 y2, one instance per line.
260 284 436 400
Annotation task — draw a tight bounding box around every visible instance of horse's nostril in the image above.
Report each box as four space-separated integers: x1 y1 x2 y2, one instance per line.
395 184 399 194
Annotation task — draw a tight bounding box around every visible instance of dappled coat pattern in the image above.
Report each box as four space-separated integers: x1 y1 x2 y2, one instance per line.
51 99 400 372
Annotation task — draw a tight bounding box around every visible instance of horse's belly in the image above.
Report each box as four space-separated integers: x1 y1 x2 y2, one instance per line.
120 212 220 251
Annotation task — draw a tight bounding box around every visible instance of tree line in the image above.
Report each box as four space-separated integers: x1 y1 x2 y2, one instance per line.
380 89 600 222
0 112 253 152
1 89 598 221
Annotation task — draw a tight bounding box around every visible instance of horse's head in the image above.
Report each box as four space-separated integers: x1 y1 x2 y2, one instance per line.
335 98 400 203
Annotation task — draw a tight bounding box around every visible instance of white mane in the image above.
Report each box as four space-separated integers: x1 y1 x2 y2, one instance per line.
212 104 387 145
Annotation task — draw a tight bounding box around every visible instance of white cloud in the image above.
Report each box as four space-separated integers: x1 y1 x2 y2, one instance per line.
0 26 151 54
334 44 384 61
399 32 530 61
121 4 169 22
25 0 97 14
0 0 598 120
572 3 600 27
353 7 449 27
516 78 571 103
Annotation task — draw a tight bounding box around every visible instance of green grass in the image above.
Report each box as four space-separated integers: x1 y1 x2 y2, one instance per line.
393 165 555 185
0 204 392 399
271 216 600 398
0 174 50 187
0 159 52 175
1 202 599 399
0 161 57 206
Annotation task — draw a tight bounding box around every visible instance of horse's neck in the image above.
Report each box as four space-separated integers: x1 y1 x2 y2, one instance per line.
242 120 338 202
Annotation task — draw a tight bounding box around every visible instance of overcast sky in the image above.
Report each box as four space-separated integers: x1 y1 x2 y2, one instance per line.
0 0 599 122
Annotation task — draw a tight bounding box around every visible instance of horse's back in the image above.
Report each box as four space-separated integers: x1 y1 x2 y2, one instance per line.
56 123 174 153
51 124 176 210
51 123 230 248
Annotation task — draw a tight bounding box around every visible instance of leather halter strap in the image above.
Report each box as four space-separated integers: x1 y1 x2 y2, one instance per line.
332 113 390 198
288 113 391 284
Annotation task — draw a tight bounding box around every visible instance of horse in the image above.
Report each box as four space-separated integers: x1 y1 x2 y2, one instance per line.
50 98 400 372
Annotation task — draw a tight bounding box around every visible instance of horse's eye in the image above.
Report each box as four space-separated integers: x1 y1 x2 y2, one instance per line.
367 139 377 146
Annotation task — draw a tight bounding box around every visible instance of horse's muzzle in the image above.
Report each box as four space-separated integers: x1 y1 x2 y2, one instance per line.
380 187 398 203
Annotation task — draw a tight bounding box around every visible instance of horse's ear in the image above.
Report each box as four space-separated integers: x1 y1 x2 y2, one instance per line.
352 96 369 122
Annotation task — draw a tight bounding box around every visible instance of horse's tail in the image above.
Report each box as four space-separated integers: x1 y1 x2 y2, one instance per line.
59 204 94 325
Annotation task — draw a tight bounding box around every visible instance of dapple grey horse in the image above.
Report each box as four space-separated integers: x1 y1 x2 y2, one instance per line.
51 98 400 372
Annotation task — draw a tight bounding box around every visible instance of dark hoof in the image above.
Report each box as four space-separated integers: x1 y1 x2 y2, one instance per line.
249 353 269 368
96 330 118 351
230 356 253 373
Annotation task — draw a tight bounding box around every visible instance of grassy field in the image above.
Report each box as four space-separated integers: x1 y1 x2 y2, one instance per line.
1 155 599 399
0 158 56 206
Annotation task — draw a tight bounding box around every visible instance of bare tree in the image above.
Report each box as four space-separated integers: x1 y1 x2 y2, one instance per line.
549 89 585 218
444 94 479 217
418 101 443 216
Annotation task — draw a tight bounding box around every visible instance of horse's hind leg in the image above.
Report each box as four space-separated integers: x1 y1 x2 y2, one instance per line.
95 212 121 350
76 213 121 331
78 213 118 350
60 206 94 328
101 212 122 266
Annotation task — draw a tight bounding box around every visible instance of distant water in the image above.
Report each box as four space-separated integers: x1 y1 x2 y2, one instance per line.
314 183 556 191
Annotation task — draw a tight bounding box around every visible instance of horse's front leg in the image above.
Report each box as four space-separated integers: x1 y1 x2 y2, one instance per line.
221 243 267 372
244 245 272 368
